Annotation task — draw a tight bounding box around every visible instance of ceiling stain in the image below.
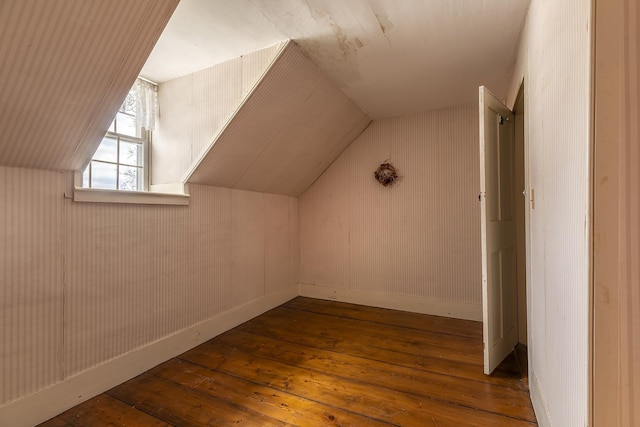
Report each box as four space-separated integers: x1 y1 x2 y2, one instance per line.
377 13 394 33
329 22 349 56
295 36 363 88
372 11 393 45
374 13 387 34
307 7 357 58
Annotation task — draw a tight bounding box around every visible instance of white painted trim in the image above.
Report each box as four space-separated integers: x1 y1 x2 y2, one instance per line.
529 368 551 427
298 283 482 321
0 286 298 427
149 182 189 195
71 187 190 205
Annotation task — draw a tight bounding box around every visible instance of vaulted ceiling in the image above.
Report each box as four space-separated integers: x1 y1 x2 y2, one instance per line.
142 0 531 119
185 42 371 196
0 0 530 188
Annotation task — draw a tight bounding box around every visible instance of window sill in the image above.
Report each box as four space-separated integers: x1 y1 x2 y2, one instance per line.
71 187 190 206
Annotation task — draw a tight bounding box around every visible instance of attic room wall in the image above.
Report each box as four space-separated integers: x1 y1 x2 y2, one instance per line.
0 165 299 420
593 0 640 424
0 167 65 408
299 104 482 320
152 42 284 184
0 0 179 172
505 0 591 425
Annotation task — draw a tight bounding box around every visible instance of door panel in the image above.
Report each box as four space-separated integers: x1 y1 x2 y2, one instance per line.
479 86 518 375
499 122 513 221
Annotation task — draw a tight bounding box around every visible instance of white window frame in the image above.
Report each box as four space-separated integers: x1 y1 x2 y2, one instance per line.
80 127 150 192
72 79 189 206
78 82 150 192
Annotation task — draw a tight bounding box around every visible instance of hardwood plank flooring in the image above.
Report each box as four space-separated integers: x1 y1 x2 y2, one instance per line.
39 297 536 426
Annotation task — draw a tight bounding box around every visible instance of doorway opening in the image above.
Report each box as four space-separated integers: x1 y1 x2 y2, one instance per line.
513 82 528 379
479 81 529 378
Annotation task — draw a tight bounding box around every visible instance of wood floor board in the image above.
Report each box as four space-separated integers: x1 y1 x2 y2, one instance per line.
151 358 393 426
237 308 522 387
210 330 536 421
242 306 486 365
107 373 288 426
181 341 534 427
38 297 536 426
37 418 72 427
232 326 525 390
39 395 170 427
284 297 483 339
180 333 534 426
284 298 528 380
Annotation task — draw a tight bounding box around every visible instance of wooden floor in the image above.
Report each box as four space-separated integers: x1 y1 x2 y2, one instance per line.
40 297 537 426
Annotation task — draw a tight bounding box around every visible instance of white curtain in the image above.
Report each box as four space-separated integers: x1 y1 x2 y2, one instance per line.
132 78 157 131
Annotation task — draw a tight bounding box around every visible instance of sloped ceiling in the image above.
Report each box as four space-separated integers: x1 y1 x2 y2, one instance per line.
185 42 371 196
0 0 530 190
142 0 531 119
0 0 179 171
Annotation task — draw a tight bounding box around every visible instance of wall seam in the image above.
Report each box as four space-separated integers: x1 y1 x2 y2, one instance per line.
60 174 67 382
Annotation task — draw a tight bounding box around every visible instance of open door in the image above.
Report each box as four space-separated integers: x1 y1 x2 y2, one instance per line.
479 86 518 375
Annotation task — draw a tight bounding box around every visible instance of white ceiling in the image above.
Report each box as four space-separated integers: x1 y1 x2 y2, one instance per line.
142 0 530 119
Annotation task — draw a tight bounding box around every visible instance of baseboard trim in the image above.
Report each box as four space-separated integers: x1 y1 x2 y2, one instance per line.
0 286 298 427
529 368 551 427
298 283 482 321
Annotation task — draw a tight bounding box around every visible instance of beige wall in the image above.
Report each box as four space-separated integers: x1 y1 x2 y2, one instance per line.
0 167 65 407
593 0 640 425
506 0 592 426
299 104 482 320
152 42 284 184
183 42 371 197
0 0 178 172
0 165 298 409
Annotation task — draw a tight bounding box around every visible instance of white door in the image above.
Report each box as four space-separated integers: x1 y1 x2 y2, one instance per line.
479 86 518 375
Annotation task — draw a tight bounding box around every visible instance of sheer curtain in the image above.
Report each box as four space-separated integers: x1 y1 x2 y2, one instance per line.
132 78 157 131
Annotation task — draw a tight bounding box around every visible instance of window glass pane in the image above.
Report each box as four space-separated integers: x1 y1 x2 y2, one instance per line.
91 161 117 189
116 112 137 137
119 141 142 166
80 79 153 190
82 167 89 187
93 137 117 163
118 166 141 191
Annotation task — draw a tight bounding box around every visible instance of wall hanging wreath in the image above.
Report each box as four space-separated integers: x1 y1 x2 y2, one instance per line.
374 162 398 187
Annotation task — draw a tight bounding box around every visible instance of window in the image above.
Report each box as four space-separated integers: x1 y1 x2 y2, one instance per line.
81 78 157 191
82 110 147 191
73 78 188 205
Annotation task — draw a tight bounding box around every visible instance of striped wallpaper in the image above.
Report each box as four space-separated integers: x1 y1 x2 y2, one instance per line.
506 0 592 425
184 42 371 197
0 0 178 171
0 166 299 405
0 167 65 405
299 104 482 306
153 42 285 185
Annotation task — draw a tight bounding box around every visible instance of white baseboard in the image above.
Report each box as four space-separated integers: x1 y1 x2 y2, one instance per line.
1 284 481 426
298 283 482 321
0 285 298 427
529 368 551 427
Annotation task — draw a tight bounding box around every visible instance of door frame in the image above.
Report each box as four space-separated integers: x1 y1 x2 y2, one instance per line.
512 82 529 348
479 86 519 374
512 80 531 364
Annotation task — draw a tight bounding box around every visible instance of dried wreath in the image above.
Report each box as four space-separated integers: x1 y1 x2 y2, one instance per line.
374 162 398 187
